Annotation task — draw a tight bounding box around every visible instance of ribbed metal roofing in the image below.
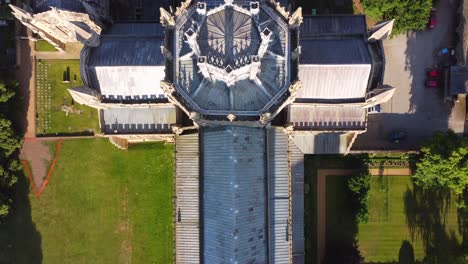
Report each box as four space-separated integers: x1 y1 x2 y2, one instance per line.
89 38 165 67
267 128 291 263
297 64 371 100
290 133 352 154
288 104 367 130
100 106 176 134
33 0 84 13
175 133 201 264
300 15 367 36
298 15 372 101
103 23 164 37
86 23 166 99
289 142 305 263
450 66 468 95
299 39 371 65
88 65 166 100
202 126 268 263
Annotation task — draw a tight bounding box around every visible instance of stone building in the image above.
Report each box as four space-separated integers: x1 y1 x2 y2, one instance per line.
10 0 107 51
12 0 395 263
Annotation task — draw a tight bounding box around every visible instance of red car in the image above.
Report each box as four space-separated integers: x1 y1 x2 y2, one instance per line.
428 9 437 29
426 79 439 88
427 69 441 78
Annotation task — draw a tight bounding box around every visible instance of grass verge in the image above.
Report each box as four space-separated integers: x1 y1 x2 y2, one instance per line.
35 40 58 52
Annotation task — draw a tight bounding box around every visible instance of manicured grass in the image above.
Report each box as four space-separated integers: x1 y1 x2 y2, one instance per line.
305 155 464 263
325 176 356 251
326 174 463 262
304 156 318 264
36 60 99 135
0 139 174 263
35 40 58 52
304 155 366 264
358 176 462 262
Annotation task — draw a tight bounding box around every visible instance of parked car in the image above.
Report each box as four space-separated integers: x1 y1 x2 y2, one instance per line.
427 69 441 78
367 104 381 114
428 9 437 29
389 131 406 143
426 79 440 88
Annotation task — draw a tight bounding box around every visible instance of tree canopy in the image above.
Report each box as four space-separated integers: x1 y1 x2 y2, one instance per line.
0 79 22 220
347 161 371 224
413 131 468 204
363 0 433 35
0 81 15 103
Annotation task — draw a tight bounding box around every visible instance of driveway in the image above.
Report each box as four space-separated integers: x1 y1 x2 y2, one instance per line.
353 0 465 151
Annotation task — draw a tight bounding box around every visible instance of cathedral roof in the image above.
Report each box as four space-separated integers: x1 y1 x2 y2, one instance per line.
298 15 373 101
32 0 85 13
166 1 295 120
83 23 166 102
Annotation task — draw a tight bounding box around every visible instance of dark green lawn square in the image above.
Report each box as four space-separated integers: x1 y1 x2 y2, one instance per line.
325 175 356 248
304 156 318 264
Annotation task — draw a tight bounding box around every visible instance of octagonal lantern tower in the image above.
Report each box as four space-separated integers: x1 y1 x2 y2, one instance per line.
160 0 302 126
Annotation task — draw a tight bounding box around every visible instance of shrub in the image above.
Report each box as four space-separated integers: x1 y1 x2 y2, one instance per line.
347 169 371 223
363 0 433 35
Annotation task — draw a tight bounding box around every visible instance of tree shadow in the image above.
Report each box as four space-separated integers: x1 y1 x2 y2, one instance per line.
404 184 465 263
322 154 369 264
398 240 415 264
458 190 468 259
295 0 354 15
13 31 33 137
404 0 458 113
0 174 42 263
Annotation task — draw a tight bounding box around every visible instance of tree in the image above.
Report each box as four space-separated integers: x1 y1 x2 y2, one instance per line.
413 131 468 206
0 118 22 158
347 166 371 223
0 80 22 222
0 81 15 103
363 0 433 35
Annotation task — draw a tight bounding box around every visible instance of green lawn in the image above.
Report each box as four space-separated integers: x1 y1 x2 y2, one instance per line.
304 155 366 264
306 155 464 263
0 139 174 263
304 156 318 264
326 175 463 263
325 176 356 253
35 40 58 52
359 176 462 262
36 60 99 135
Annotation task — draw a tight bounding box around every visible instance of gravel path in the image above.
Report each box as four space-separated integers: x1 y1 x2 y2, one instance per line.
19 139 52 189
15 38 36 138
369 167 412 176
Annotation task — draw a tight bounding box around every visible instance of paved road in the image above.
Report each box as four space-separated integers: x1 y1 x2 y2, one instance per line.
353 0 466 151
15 36 36 138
